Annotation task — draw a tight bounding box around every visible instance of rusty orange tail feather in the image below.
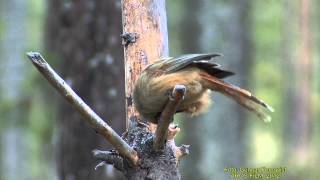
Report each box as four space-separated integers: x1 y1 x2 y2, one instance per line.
200 72 274 122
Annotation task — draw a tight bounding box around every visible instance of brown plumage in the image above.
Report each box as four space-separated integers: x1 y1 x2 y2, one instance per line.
133 53 274 124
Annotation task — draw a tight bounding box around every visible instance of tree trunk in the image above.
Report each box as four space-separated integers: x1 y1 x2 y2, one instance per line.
45 1 126 179
289 0 312 165
191 0 252 179
177 0 205 180
122 0 169 125
281 0 296 164
121 0 182 179
0 0 28 179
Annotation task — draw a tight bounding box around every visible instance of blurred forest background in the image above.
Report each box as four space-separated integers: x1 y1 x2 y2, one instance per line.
0 0 319 180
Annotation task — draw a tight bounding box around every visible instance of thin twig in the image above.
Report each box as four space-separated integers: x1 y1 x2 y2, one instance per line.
153 84 186 150
26 52 138 165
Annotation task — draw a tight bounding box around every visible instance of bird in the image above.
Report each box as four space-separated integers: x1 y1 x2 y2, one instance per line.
133 53 274 124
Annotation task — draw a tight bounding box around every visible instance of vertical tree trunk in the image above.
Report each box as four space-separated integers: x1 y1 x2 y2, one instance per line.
0 0 28 179
177 1 205 180
46 1 125 179
281 0 296 164
122 0 169 125
121 1 183 179
289 0 312 164
194 0 252 179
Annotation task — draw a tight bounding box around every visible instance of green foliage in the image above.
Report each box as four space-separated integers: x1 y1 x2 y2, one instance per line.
25 91 55 179
0 0 55 179
249 0 286 167
249 0 320 178
27 91 55 142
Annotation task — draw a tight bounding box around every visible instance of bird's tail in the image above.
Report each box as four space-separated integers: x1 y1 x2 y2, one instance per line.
200 72 274 122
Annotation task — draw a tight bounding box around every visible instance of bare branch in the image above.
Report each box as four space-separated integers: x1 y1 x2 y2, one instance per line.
175 144 190 159
92 149 124 171
167 125 190 160
153 84 186 150
26 52 138 165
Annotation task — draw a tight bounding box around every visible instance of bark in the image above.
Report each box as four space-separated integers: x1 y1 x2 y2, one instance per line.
27 52 138 165
122 0 169 125
289 0 312 164
153 85 185 151
45 0 181 179
45 1 126 179
121 0 183 179
26 52 185 180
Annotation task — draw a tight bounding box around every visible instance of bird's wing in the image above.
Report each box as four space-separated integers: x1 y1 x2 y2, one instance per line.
157 53 234 79
162 53 221 72
193 60 234 79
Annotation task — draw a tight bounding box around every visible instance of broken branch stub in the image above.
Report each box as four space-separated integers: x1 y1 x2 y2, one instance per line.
153 84 186 151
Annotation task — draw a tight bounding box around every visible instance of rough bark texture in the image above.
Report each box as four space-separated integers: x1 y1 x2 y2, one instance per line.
122 0 169 125
27 52 138 166
122 119 180 180
121 0 182 179
26 52 181 179
93 117 183 179
45 1 126 179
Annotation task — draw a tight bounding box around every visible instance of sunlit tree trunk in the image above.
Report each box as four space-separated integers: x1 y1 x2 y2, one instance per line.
289 0 312 165
122 0 169 125
282 1 312 179
46 1 125 179
281 0 296 164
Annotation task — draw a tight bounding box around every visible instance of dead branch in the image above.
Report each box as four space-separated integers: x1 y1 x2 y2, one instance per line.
166 124 190 160
92 149 124 171
153 84 186 150
26 52 138 165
